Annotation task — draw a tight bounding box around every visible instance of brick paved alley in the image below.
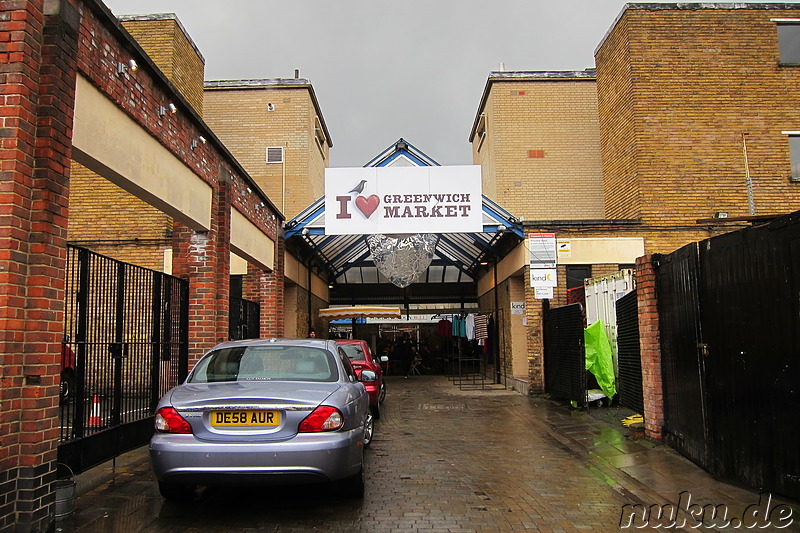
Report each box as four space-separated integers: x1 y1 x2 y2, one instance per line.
57 376 800 533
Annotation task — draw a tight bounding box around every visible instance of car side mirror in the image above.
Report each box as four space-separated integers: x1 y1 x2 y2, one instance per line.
359 370 377 382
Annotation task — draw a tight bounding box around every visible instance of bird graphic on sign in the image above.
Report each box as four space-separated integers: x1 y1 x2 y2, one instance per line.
349 180 367 195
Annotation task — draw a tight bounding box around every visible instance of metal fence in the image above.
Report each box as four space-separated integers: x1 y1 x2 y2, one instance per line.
657 243 708 471
615 290 643 414
58 245 189 474
543 303 586 405
657 213 800 499
230 296 260 341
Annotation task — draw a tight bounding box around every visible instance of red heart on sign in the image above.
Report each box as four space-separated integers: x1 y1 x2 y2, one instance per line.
355 195 380 218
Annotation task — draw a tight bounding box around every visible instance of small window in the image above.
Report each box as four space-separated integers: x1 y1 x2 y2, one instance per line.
777 22 800 64
314 115 327 159
566 265 592 290
789 135 800 181
475 114 487 152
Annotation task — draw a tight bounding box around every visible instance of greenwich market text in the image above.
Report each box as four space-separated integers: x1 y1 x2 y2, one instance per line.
336 193 472 220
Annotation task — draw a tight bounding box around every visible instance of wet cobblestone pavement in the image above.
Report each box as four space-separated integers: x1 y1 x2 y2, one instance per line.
57 376 800 532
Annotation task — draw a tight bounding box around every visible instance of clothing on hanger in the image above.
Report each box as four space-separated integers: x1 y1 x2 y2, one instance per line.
474 314 489 340
436 317 452 338
465 314 475 340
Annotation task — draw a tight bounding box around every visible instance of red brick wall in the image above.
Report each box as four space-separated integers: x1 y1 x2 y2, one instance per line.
635 255 664 440
0 0 79 530
1 1 285 529
259 235 285 338
71 2 283 364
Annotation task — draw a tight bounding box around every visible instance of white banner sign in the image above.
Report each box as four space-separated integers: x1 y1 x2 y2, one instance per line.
511 302 525 315
324 166 482 235
530 268 557 287
529 233 557 269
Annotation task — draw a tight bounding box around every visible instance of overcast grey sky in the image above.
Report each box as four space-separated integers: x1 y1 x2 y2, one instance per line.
102 0 767 168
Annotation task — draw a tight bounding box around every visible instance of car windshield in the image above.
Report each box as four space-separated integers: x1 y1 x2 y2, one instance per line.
188 345 338 383
339 343 365 362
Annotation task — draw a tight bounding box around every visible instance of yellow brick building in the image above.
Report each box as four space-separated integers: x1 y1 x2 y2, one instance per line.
67 14 205 270
119 14 205 115
203 79 332 220
597 3 800 252
471 70 605 222
470 4 800 392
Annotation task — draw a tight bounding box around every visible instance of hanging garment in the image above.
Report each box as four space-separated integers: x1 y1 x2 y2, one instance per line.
474 314 489 340
465 314 475 340
452 315 463 337
437 318 452 338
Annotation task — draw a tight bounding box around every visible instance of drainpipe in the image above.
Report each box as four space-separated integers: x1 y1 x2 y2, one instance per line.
742 133 756 215
493 259 501 384
307 261 313 335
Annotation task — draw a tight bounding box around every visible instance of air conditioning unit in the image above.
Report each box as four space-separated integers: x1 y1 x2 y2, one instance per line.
266 146 284 163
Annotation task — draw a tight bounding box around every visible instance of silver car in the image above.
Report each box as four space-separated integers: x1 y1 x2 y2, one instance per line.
149 338 374 500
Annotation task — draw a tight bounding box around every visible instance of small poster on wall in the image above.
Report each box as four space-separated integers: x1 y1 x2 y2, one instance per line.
534 286 553 299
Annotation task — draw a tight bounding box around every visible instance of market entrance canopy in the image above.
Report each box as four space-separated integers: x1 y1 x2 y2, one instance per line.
284 139 524 289
319 306 402 320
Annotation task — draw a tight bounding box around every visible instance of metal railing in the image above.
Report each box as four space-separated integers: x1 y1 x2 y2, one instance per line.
230 296 260 340
58 245 189 474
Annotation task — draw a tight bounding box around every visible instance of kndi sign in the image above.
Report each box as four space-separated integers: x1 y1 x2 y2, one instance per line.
324 166 483 235
530 268 557 287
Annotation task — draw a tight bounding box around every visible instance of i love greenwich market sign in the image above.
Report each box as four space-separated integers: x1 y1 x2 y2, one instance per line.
324 166 483 235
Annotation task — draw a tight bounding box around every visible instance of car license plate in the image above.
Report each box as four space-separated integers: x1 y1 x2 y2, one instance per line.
210 410 280 427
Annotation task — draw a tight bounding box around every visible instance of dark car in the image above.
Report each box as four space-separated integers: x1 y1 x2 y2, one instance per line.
336 339 387 418
150 338 373 500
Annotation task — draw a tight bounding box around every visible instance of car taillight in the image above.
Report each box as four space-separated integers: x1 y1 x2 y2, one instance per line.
154 407 193 434
299 406 343 432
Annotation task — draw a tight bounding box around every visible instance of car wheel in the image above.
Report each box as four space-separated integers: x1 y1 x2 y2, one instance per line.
158 481 196 502
371 400 381 420
363 413 374 448
378 382 386 404
339 465 365 498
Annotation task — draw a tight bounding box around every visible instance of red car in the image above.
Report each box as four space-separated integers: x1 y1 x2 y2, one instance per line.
336 340 387 418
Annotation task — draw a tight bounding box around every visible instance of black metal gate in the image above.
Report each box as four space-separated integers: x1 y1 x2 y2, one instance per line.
657 215 800 499
230 296 260 340
698 217 800 498
58 245 189 474
657 243 708 470
616 290 643 414
543 303 586 404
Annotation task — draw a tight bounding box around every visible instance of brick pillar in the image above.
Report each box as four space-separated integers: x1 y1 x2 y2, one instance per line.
242 263 259 302
212 182 231 344
524 266 546 394
241 233 284 339
636 254 665 440
259 234 285 338
172 181 231 365
0 0 78 530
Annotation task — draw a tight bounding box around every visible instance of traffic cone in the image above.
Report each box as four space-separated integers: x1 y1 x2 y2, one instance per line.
88 395 103 427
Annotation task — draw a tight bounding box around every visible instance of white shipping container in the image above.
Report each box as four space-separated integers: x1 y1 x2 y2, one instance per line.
583 269 636 377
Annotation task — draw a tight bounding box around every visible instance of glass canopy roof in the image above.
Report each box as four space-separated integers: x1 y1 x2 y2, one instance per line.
283 139 523 291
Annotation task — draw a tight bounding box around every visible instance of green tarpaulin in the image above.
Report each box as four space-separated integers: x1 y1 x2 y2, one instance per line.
584 319 616 399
